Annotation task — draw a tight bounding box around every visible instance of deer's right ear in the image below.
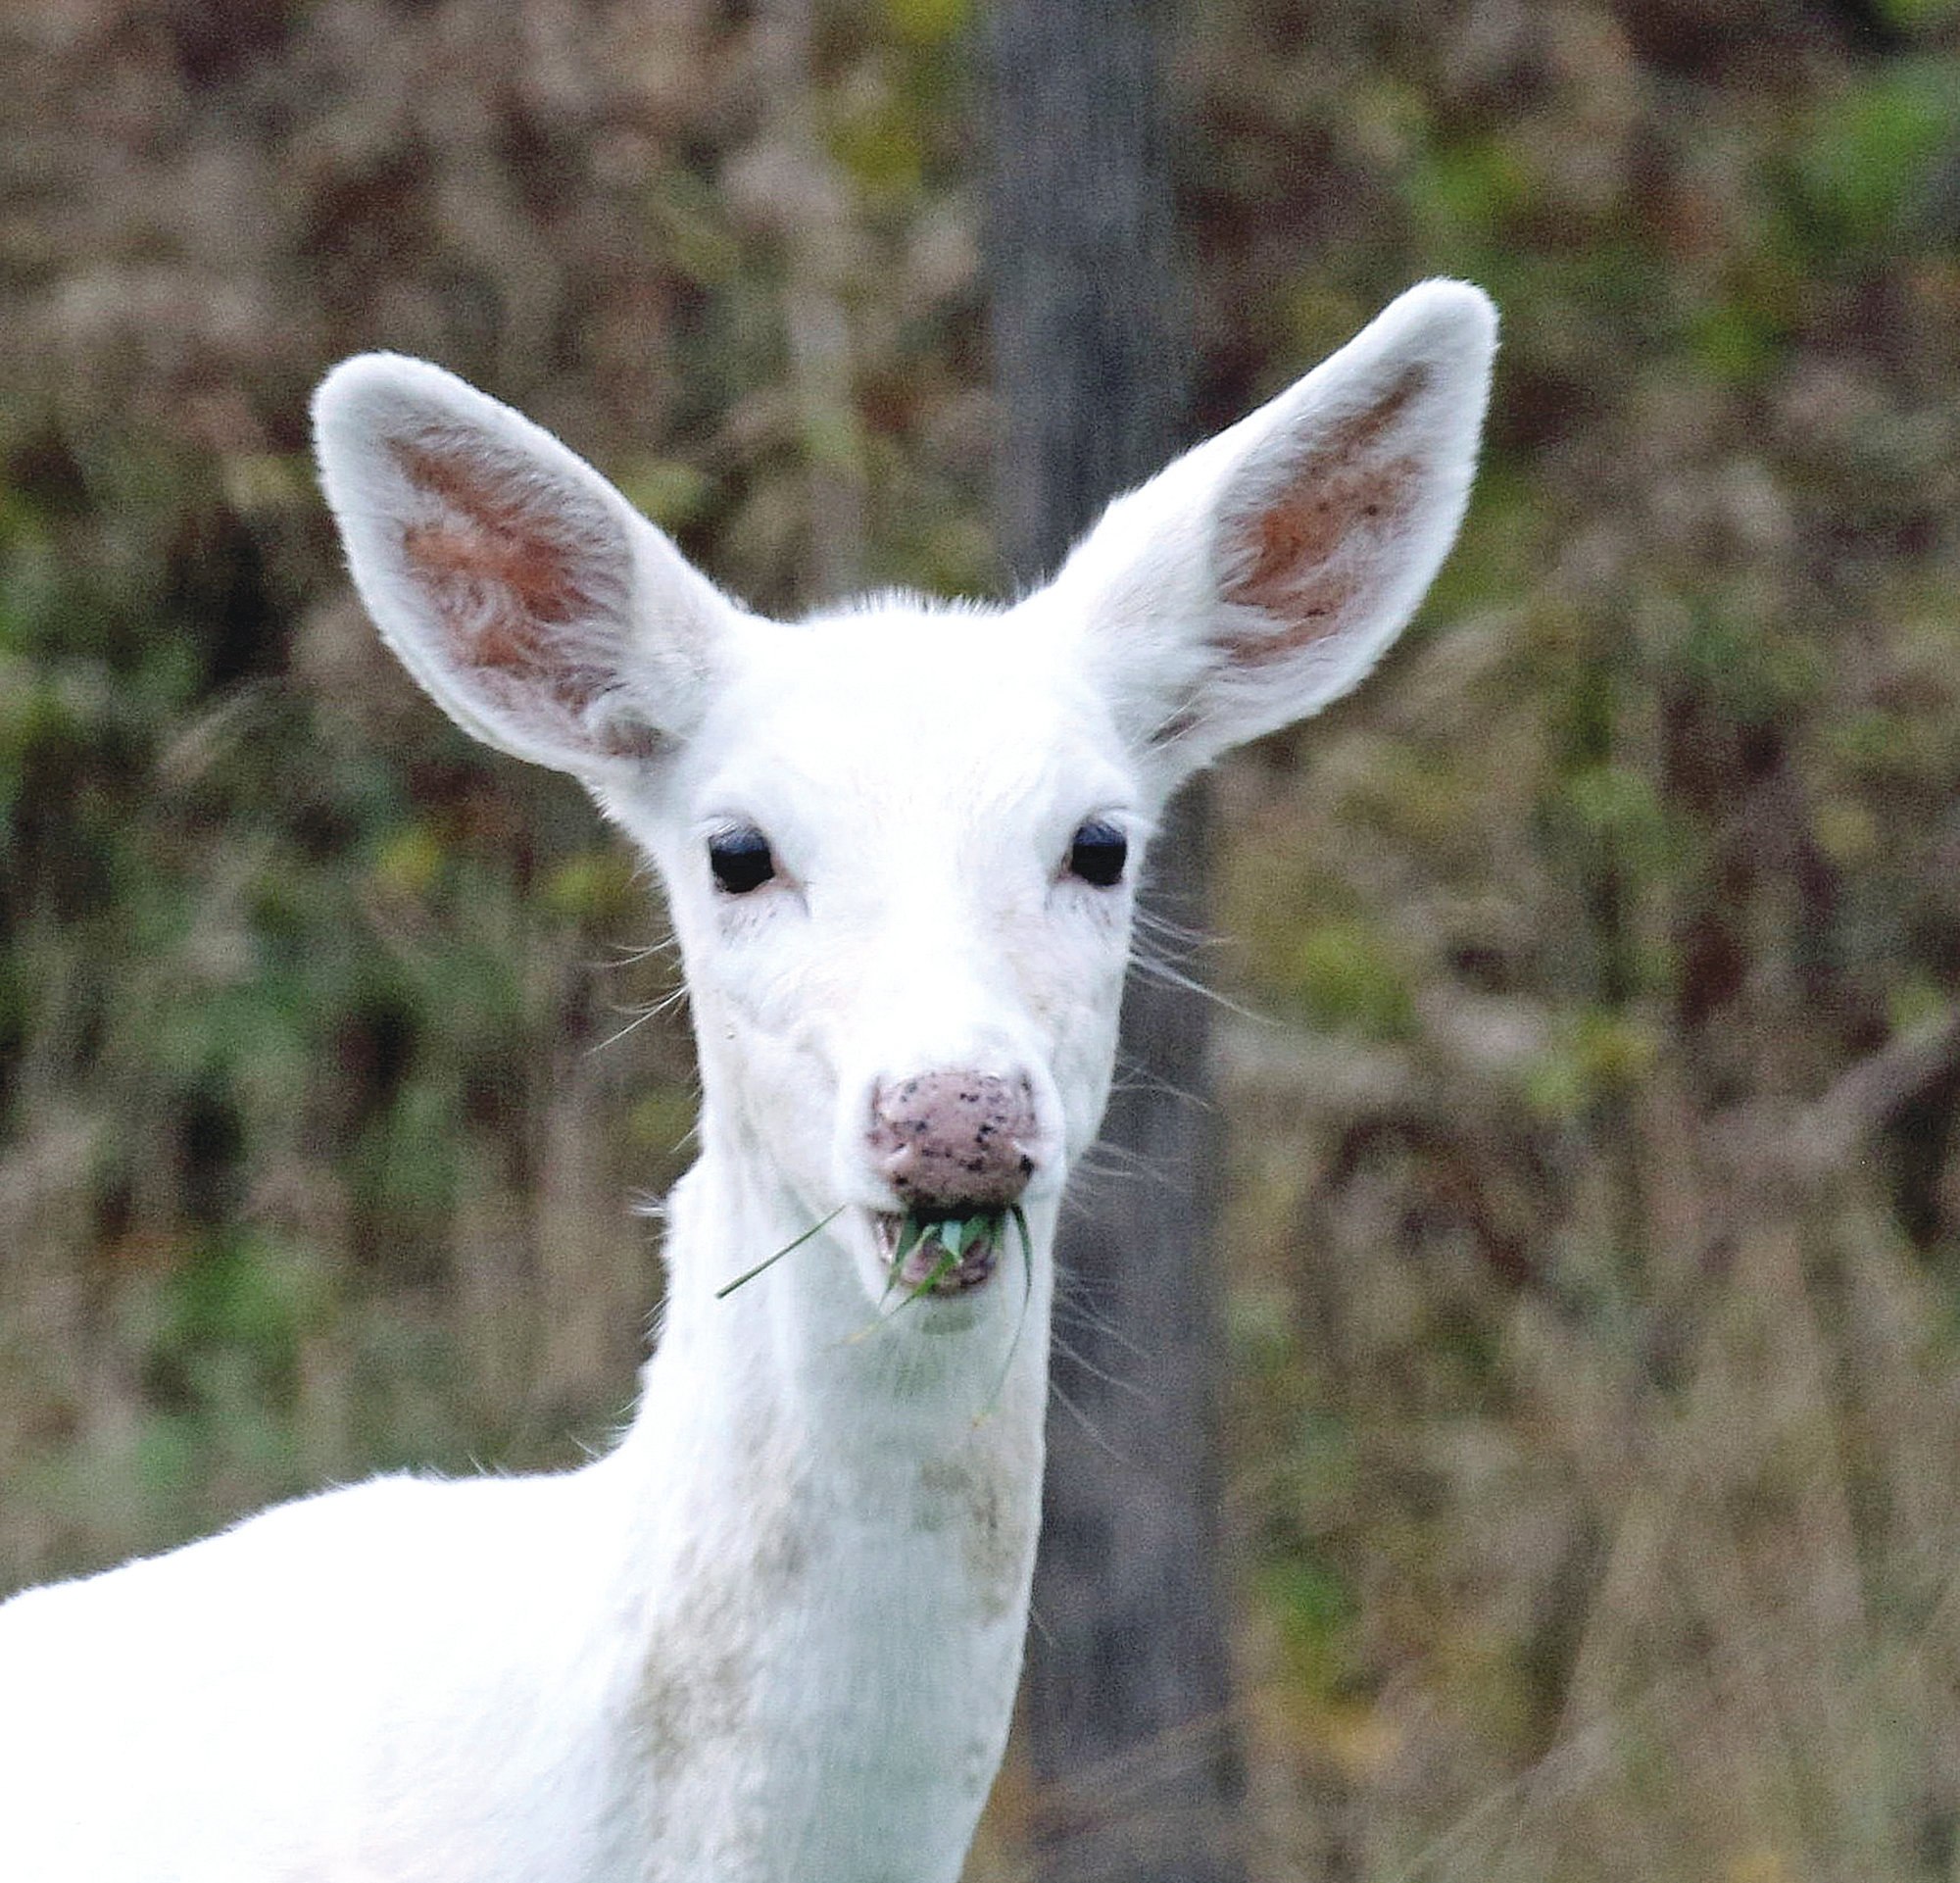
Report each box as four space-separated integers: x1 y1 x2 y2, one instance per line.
313 355 739 779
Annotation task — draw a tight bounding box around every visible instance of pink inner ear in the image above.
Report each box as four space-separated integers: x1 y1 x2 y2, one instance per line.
1220 365 1429 665
391 435 657 761
397 438 585 634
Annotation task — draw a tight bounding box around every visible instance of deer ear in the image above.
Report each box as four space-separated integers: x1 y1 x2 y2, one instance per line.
313 355 741 778
1051 280 1496 787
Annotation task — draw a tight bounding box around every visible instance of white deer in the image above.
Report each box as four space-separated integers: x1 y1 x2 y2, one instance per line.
0 281 1494 1882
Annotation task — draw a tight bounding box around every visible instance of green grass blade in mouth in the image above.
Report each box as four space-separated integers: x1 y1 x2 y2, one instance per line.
897 1210 997 1307
714 1207 845 1300
1010 1204 1032 1272
901 1244 962 1302
881 1212 931 1304
974 1204 1037 1424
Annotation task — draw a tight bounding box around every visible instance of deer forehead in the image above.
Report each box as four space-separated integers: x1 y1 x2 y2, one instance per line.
674 600 1137 876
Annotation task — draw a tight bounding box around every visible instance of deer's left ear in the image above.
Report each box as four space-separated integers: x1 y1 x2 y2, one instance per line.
1049 280 1496 789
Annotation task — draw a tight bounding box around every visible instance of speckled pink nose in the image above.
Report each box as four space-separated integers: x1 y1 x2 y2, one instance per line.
867 1070 1039 1211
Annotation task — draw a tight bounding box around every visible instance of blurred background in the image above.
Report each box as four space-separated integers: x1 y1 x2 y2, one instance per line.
7 0 1960 1877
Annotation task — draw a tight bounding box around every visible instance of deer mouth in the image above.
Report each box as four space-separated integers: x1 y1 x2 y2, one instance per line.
873 1211 1003 1296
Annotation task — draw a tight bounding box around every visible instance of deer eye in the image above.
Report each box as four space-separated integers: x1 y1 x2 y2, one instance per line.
708 825 775 895
1066 819 1128 888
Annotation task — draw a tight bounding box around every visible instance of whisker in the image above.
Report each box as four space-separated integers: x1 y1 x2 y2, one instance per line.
1062 1167 1142 1200
1107 1054 1214 1110
1055 1180 1155 1229
1051 1254 1155 1333
1047 1373 1132 1463
1051 1293 1155 1364
1130 904 1219 952
1070 1136 1155 1176
590 988 691 1056
595 930 682 968
1049 1328 1152 1402
1124 942 1261 1022
1062 1145 1168 1205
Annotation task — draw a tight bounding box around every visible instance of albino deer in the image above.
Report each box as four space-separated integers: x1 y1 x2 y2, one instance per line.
0 281 1494 1882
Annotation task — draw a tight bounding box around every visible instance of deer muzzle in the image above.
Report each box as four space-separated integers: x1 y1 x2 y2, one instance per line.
868 1070 1039 1213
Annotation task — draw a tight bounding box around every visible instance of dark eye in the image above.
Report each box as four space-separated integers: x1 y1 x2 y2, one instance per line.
1067 819 1128 888
709 825 775 895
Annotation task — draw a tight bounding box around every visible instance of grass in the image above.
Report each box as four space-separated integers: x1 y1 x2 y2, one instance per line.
712 1207 848 1300
715 1203 1031 1309
712 1204 1037 1417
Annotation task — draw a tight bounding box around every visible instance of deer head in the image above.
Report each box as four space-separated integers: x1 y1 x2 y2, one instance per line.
313 281 1495 1321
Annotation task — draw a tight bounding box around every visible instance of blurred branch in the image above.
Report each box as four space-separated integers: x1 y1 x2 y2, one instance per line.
1797 1005 1960 1172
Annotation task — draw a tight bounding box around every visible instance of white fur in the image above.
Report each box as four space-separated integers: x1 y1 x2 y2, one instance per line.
0 281 1495 1882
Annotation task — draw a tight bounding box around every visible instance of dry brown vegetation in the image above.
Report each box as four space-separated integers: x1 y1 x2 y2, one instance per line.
7 1 1960 1877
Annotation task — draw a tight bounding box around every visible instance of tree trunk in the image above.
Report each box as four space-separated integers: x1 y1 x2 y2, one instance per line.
985 7 1249 1881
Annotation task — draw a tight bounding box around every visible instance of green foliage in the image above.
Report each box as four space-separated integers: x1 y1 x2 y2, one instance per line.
1790 60 1960 252
1879 0 1960 24
827 92 928 203
879 0 968 48
1403 130 1538 254
1259 1556 1359 1700
152 1230 325 1421
1685 294 1788 384
612 461 714 535
1285 916 1418 1042
1523 1006 1660 1118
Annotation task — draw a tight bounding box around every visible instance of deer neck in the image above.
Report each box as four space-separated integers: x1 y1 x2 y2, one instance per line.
605 1127 1052 1881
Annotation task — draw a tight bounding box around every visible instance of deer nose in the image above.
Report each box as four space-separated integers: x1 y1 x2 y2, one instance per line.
867 1070 1039 1211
